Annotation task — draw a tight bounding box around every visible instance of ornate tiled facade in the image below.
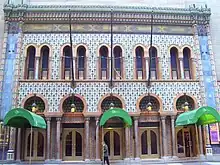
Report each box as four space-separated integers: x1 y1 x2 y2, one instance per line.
1 1 220 163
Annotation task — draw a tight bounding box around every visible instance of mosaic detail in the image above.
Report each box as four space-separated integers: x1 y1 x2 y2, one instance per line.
21 33 194 80
18 81 201 112
23 24 193 35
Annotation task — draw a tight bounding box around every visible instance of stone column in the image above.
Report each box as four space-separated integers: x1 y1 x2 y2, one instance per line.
85 117 90 161
191 58 197 79
95 117 100 161
145 56 149 79
16 128 21 162
125 127 130 159
56 118 61 161
161 116 167 158
198 125 205 158
179 56 185 79
35 56 40 80
134 117 140 160
46 118 51 161
171 116 177 158
6 127 16 160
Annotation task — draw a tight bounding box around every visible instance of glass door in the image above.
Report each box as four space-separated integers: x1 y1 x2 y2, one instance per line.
104 128 123 160
140 128 160 158
25 129 45 161
63 128 83 160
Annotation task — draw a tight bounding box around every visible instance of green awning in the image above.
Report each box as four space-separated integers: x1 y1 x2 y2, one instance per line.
100 108 132 127
175 106 220 127
3 108 46 129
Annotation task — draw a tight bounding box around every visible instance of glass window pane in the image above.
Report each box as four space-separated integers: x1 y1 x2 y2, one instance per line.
65 132 72 156
141 131 148 154
75 132 82 156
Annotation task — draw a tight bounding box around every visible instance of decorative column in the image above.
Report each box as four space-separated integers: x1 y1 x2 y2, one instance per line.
95 117 100 161
46 118 51 161
191 58 197 79
56 118 61 161
171 116 177 158
198 125 205 158
7 127 16 160
134 117 140 160
145 56 149 79
125 127 130 160
85 117 90 161
161 116 167 158
179 56 185 79
35 56 40 80
16 128 21 162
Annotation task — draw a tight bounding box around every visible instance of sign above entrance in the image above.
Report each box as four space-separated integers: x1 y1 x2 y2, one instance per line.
99 108 132 127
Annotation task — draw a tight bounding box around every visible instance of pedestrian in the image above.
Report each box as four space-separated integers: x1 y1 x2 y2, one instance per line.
103 141 110 165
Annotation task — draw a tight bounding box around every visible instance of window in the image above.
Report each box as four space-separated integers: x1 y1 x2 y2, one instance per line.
183 48 191 79
39 46 49 79
76 46 86 80
62 46 72 80
170 47 180 79
135 46 145 79
25 46 36 79
149 47 158 79
113 46 123 79
99 46 109 79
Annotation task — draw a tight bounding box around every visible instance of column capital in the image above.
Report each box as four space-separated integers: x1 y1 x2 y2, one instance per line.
95 117 99 121
161 116 166 120
171 115 176 120
46 117 51 121
85 117 90 121
56 117 62 121
133 116 139 121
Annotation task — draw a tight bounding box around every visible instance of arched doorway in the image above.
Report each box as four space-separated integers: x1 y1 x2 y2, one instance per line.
23 95 46 161
62 95 85 161
100 95 131 160
175 94 197 157
138 94 160 158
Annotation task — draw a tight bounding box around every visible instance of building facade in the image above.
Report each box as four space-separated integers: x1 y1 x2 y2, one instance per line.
0 1 219 164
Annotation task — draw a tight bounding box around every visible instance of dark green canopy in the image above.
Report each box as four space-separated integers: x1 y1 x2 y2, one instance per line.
175 106 220 127
100 108 132 127
3 108 46 129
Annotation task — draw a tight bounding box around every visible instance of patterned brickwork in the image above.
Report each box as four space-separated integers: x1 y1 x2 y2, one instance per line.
18 81 201 112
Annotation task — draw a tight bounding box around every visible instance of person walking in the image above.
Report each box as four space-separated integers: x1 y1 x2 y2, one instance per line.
103 141 110 165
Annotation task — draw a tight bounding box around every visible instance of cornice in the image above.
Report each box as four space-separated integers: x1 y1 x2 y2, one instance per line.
3 4 211 25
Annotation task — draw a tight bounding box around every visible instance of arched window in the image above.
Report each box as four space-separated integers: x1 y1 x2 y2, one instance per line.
183 48 192 79
24 96 45 113
62 95 84 113
176 94 195 112
39 46 49 79
25 46 36 79
135 46 145 79
170 47 180 79
149 47 158 79
99 46 109 79
113 46 123 79
139 95 160 112
101 95 122 112
62 46 72 80
76 46 86 79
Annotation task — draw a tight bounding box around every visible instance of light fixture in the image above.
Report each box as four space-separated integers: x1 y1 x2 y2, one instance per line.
109 102 114 109
147 102 152 111
71 103 76 113
32 102 37 113
182 93 189 111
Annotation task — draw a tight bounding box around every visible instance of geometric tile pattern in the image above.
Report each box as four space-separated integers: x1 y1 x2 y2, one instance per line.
18 81 201 112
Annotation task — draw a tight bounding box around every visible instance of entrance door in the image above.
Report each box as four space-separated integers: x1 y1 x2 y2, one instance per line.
104 129 123 160
63 128 83 160
25 129 45 160
176 127 194 157
140 128 160 158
